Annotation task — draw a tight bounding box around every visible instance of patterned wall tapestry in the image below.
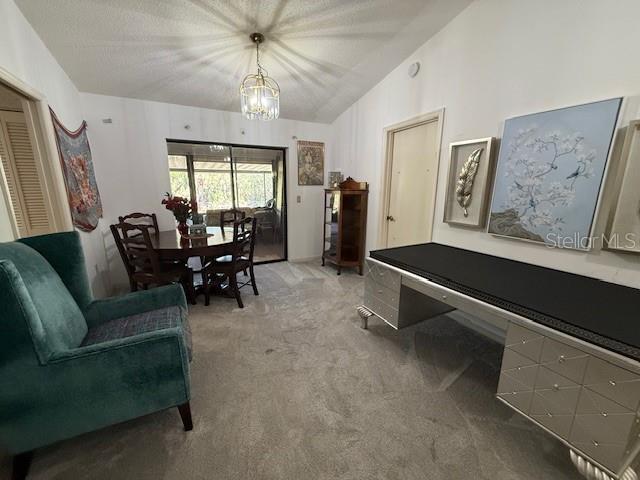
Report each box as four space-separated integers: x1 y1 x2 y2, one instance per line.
50 108 102 231
297 140 324 185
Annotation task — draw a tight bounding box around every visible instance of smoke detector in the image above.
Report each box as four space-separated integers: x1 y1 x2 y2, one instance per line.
408 62 420 78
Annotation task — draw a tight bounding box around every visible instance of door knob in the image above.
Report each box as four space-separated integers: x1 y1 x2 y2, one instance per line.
386 215 395 222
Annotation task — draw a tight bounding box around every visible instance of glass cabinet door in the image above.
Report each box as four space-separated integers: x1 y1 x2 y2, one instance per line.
324 191 340 257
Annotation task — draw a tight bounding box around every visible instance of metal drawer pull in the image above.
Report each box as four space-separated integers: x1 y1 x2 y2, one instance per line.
592 441 599 447
609 380 616 386
377 290 383 294
442 295 447 300
552 384 560 391
601 412 608 417
547 413 553 417
558 355 566 364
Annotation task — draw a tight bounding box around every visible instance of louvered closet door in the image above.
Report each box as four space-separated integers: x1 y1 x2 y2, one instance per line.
0 110 52 236
0 127 26 235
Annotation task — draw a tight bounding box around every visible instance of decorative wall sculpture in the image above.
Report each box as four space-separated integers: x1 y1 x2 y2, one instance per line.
443 137 496 228
488 98 621 249
606 119 640 253
51 108 103 232
297 140 324 185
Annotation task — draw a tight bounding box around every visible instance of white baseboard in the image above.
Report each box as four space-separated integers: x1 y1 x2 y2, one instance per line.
288 256 321 263
446 310 507 344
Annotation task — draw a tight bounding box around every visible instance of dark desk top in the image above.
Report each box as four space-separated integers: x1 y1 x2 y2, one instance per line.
370 243 640 361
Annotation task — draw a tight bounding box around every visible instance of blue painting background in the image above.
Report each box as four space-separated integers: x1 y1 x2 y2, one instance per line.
489 98 621 246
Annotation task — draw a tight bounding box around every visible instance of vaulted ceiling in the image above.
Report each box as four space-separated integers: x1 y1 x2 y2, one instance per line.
16 0 471 123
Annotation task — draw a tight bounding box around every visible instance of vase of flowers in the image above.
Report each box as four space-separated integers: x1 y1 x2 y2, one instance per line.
161 193 197 236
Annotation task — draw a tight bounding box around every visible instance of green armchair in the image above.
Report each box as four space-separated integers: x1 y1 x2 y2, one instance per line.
0 232 193 480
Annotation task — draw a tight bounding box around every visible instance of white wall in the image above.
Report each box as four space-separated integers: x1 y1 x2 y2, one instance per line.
331 0 640 288
0 0 110 297
80 93 330 291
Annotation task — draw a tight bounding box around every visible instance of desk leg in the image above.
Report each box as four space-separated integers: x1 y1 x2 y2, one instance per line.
357 305 373 329
570 449 637 480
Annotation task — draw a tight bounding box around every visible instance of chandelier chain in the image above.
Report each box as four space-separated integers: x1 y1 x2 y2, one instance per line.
255 41 268 77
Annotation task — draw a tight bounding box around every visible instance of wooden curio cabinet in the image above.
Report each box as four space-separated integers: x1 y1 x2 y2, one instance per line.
322 177 368 275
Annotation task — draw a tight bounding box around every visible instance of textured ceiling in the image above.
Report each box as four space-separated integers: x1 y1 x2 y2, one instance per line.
16 0 471 123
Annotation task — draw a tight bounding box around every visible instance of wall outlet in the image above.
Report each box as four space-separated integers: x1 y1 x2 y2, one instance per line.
296 195 301 203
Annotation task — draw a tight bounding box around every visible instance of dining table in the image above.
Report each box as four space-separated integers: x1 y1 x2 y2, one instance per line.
150 226 235 261
150 226 236 302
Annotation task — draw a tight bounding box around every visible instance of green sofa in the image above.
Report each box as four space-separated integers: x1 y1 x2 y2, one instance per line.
0 232 193 479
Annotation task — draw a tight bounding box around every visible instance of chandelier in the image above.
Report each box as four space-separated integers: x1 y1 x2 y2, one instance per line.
240 33 280 121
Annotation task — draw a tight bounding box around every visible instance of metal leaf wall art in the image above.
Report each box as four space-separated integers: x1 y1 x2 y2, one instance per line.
455 148 483 217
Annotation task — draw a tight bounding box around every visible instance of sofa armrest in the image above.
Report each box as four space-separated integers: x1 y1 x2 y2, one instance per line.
83 284 187 328
29 328 192 445
47 327 190 399
47 327 189 367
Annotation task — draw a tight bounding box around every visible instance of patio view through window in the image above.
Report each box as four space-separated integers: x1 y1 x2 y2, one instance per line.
167 141 286 263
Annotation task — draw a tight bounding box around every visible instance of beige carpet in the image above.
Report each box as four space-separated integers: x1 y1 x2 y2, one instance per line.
0 261 581 479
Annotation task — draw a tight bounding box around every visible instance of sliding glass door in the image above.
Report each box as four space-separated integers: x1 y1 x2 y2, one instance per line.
167 141 286 263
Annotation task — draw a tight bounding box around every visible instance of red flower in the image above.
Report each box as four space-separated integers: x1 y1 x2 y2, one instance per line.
162 193 196 223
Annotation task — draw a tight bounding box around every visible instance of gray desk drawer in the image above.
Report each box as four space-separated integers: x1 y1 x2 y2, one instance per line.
497 348 539 414
583 356 640 411
497 375 534 413
365 294 399 327
366 260 400 292
529 366 581 439
569 383 637 472
533 367 582 414
540 337 589 384
500 348 539 389
365 282 399 309
505 323 545 363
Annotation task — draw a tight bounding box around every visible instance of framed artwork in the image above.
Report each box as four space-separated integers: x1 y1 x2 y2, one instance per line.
297 140 324 185
606 120 640 253
443 137 496 228
488 98 622 250
328 171 343 188
50 108 103 232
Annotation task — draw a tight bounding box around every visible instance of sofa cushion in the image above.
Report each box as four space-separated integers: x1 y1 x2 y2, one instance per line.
81 306 192 360
0 242 87 357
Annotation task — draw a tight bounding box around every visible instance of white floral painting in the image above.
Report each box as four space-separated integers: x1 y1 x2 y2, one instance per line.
488 98 621 249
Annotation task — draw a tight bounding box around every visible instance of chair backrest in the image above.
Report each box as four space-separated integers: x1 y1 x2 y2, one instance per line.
118 212 159 235
232 216 257 262
220 209 246 228
0 239 88 360
111 223 163 284
205 209 220 226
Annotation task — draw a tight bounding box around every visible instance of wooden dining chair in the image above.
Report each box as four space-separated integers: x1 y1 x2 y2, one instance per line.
111 223 194 301
118 212 160 235
219 209 246 232
202 217 258 308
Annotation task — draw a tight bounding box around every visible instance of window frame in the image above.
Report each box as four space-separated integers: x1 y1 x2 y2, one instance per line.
167 144 284 214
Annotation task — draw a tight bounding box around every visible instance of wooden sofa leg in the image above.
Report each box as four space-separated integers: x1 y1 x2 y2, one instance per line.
12 451 33 480
178 402 193 431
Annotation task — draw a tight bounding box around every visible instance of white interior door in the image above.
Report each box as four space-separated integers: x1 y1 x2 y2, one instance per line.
386 119 439 248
